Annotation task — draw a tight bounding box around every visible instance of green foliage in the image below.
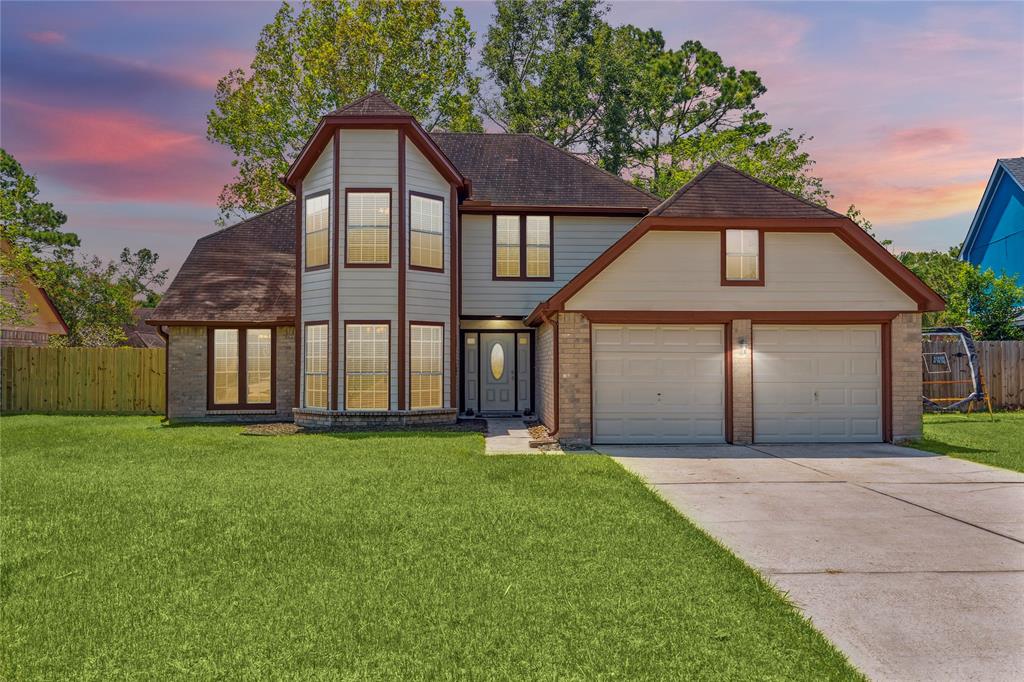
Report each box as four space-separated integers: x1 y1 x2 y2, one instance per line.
898 247 1024 339
0 149 79 325
845 204 891 247
207 0 481 222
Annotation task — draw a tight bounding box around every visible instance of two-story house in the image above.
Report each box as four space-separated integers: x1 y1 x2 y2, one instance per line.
150 92 944 445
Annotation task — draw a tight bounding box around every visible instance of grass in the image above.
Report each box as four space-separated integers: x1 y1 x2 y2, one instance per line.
1 416 860 680
912 410 1024 473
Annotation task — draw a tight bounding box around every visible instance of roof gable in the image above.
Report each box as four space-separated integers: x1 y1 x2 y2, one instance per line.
650 163 844 219
150 203 296 324
962 157 1024 260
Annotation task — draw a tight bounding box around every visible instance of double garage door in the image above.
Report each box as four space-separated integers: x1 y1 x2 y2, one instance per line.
591 323 882 444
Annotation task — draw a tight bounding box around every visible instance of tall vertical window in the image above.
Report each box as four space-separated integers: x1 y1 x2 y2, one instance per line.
525 216 552 278
409 193 444 271
208 328 275 409
212 329 239 405
246 329 272 404
346 191 391 265
723 229 762 283
410 324 443 409
345 323 389 410
304 323 328 409
305 192 329 270
494 215 520 278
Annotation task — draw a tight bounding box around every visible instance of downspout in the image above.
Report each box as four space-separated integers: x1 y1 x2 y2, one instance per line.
157 325 170 422
540 311 559 438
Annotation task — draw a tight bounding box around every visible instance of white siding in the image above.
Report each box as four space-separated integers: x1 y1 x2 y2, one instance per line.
461 214 640 317
406 142 452 407
567 231 917 312
339 129 399 409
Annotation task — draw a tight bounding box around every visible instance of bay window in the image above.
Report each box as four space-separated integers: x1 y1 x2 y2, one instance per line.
345 322 389 410
346 190 391 266
410 324 443 409
304 192 329 270
304 323 328 409
410 193 444 271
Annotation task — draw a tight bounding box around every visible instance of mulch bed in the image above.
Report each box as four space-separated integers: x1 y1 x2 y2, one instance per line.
241 418 489 437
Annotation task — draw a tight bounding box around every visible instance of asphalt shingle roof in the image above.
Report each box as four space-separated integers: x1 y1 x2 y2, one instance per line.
328 91 412 118
431 133 660 210
650 162 844 219
151 203 295 324
999 157 1024 187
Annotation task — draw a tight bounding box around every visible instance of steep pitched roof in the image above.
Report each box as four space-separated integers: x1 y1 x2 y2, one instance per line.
650 162 844 219
149 203 295 324
961 157 1024 260
999 156 1024 187
430 133 660 211
327 91 412 118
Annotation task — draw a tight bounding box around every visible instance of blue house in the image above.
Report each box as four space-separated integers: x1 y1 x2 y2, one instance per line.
961 157 1024 287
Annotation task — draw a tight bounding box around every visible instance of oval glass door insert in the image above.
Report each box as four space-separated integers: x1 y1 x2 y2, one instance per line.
490 342 505 380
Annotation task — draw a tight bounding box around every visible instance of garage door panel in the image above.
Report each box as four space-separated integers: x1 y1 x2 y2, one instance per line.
754 324 882 443
593 324 725 444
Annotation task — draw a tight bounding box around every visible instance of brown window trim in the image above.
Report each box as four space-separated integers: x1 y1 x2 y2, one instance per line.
344 188 393 268
206 326 277 411
720 228 765 286
409 320 445 410
304 190 331 272
492 214 555 281
343 320 392 411
408 191 446 273
302 320 329 410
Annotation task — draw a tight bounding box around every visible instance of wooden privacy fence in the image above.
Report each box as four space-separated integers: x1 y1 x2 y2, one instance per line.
922 339 1024 410
1 347 165 414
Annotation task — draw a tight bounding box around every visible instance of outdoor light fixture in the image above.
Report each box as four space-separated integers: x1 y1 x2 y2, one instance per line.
738 336 749 355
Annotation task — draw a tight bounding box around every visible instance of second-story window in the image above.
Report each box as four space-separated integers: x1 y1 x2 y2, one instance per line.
494 215 553 280
723 229 762 284
410 193 443 271
304 192 329 270
346 191 391 266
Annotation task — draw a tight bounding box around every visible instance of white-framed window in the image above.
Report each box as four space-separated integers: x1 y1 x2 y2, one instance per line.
305 192 329 270
345 323 389 410
526 215 552 278
724 229 761 282
410 324 443 409
346 191 391 265
304 323 328 409
495 215 520 278
410 193 443 271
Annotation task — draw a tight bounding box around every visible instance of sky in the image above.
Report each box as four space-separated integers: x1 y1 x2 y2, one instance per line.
3 1 1022 282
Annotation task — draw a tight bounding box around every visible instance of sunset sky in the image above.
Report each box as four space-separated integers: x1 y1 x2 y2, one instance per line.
3 1 1022 280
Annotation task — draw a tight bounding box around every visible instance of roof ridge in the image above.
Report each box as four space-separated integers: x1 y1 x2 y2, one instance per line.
648 163 721 216
712 162 845 217
527 134 661 202
196 201 295 243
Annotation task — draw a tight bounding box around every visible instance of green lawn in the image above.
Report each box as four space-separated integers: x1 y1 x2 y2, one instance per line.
913 411 1024 473
1 416 859 680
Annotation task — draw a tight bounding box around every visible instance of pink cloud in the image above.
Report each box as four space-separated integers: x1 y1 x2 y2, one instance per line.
883 126 966 153
26 30 65 45
5 98 233 205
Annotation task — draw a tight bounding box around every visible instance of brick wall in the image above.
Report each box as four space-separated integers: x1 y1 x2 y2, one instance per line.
731 320 753 444
555 312 591 443
891 312 923 442
535 322 554 430
167 325 295 423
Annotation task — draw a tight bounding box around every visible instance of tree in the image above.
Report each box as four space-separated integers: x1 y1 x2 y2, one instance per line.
0 149 79 325
208 0 481 222
117 247 168 307
845 204 891 248
898 247 1024 339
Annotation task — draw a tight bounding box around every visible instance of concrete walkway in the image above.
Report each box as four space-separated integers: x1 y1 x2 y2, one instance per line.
604 442 1024 682
484 418 535 454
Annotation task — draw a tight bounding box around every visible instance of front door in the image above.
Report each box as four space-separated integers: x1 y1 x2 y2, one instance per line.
480 333 516 413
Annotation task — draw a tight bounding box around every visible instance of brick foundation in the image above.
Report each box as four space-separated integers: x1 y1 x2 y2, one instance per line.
293 407 457 429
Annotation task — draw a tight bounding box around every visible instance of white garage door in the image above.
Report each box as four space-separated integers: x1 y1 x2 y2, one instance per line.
592 324 726 444
753 324 883 443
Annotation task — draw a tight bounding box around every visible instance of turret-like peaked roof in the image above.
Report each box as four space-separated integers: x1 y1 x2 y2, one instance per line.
327 91 413 118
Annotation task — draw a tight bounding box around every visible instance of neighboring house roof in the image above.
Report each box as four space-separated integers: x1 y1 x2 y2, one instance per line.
649 163 845 219
961 157 1024 262
149 203 296 325
0 240 68 336
122 308 166 348
526 162 945 324
430 133 660 212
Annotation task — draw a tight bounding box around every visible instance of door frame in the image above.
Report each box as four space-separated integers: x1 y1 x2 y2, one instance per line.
460 329 535 416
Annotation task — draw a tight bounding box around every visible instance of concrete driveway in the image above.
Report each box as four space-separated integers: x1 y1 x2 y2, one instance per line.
604 443 1024 682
